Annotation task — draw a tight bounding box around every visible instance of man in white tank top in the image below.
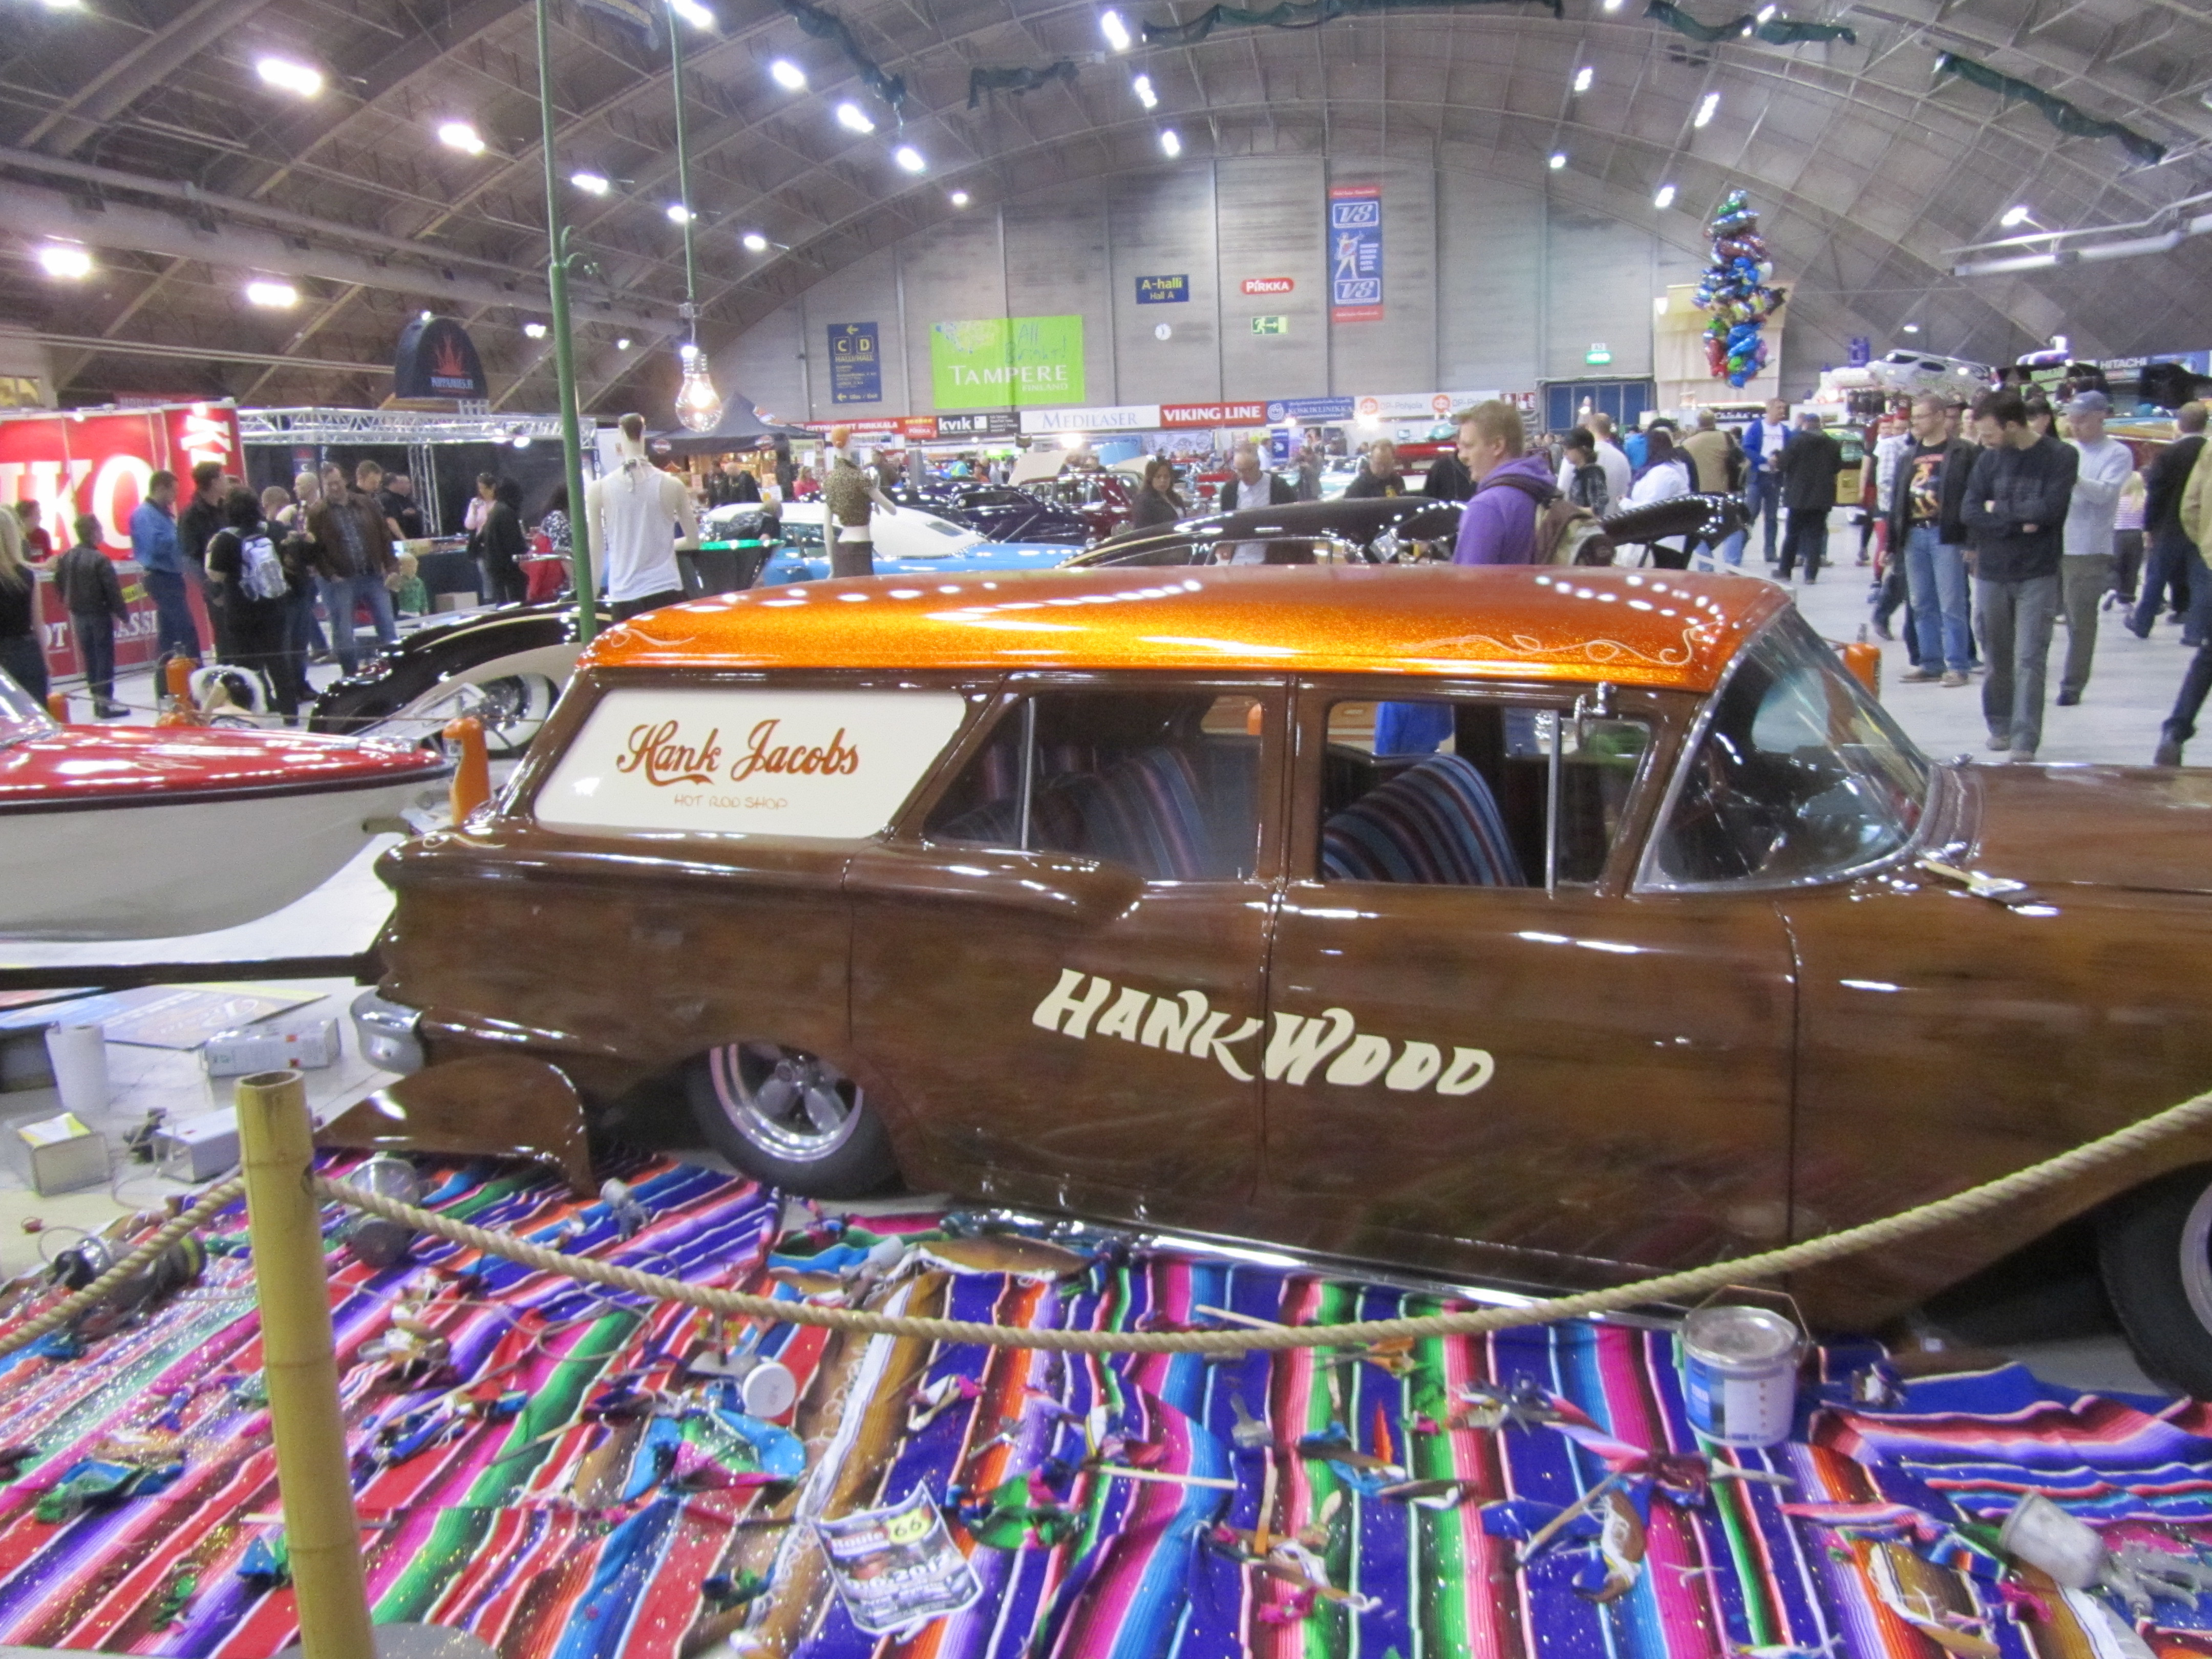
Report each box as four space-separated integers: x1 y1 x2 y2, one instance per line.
585 412 700 621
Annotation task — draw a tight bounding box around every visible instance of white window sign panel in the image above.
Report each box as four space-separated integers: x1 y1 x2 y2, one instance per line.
1018 405 1161 435
537 688 970 839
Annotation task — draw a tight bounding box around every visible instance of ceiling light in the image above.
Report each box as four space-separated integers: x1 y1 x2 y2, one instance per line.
1133 73 1157 109
1572 66 1593 93
254 56 323 98
1756 3 1776 18
669 0 715 28
571 173 611 199
1548 151 1568 169
666 202 693 224
741 230 770 252
523 321 548 338
418 309 435 323
1653 183 1677 209
894 144 926 174
1901 323 1920 333
769 58 806 90
2000 203 2032 227
1100 9 1132 51
1601 0 1622 10
437 120 485 155
836 101 875 134
948 189 971 207
36 244 91 280
35 0 81 10
616 336 632 351
1694 91 1719 127
1160 127 1182 157
246 279 300 308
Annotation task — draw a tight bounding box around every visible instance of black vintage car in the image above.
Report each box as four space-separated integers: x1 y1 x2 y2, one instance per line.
890 482 1092 545
309 603 580 757
1065 493 1746 568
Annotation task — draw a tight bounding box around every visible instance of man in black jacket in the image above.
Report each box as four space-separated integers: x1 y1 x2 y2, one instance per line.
1886 394 1979 686
1964 389 2078 762
1775 414 1842 581
1343 440 1405 500
2131 401 2208 644
175 459 229 657
1219 443 1296 512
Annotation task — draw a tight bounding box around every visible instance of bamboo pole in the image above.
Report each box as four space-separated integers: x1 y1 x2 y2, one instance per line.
237 1070 376 1659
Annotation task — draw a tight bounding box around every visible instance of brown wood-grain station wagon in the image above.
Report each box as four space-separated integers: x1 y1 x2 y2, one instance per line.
358 564 2212 1390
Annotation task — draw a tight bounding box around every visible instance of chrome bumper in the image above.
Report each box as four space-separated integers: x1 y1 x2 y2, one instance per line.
351 989 427 1075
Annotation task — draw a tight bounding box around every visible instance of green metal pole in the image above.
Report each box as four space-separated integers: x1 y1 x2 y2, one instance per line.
668 8 700 317
536 0 596 643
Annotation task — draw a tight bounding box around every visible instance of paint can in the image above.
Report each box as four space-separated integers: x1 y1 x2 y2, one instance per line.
1682 1297 1803 1447
339 1155 422 1269
1998 1493 2107 1589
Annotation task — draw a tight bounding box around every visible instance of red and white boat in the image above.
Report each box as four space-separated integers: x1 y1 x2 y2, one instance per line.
1 675 450 941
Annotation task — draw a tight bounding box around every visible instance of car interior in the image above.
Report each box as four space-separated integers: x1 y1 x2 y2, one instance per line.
1321 699 1650 886
924 690 1263 881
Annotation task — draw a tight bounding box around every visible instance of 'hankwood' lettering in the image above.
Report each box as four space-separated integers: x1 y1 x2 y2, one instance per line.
1029 970 1493 1096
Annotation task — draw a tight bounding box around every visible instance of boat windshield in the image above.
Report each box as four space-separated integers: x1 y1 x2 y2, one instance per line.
0 667 59 750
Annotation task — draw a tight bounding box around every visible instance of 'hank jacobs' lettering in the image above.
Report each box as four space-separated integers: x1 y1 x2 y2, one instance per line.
1030 968 1494 1095
615 717 859 788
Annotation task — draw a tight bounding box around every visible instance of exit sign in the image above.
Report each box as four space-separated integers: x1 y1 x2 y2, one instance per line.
1585 342 1613 366
1252 314 1289 336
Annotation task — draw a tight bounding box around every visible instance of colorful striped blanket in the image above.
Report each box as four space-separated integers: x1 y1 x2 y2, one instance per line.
1 1156 2206 1659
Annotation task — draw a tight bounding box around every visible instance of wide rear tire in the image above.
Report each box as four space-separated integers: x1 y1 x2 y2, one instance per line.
682 1040 897 1198
2097 1163 2212 1396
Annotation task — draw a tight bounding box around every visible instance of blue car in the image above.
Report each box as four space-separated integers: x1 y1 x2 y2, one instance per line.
702 500 1075 584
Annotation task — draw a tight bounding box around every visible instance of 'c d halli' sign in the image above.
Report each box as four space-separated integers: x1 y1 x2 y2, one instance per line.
536 688 969 838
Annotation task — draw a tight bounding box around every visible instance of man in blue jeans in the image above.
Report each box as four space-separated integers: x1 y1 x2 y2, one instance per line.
1886 395 1977 686
2132 401 2208 645
304 467 399 674
128 470 200 665
1740 398 1792 563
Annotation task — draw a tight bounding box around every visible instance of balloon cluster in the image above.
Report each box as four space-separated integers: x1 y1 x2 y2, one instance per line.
1696 190 1786 389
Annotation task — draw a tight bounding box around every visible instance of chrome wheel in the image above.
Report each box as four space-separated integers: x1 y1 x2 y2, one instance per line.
706 1041 865 1164
2181 1181 2212 1337
423 673 560 757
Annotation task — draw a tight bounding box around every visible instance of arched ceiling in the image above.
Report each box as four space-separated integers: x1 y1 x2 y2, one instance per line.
3 0 2208 412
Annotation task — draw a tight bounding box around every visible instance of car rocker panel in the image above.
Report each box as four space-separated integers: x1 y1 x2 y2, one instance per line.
364 564 2212 1380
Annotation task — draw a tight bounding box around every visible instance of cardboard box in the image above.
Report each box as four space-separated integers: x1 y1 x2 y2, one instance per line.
201 1016 341 1078
6 1111 108 1196
155 1109 241 1182
433 591 480 612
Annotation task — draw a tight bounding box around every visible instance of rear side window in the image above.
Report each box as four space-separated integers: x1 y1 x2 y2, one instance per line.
536 687 968 838
925 689 1264 881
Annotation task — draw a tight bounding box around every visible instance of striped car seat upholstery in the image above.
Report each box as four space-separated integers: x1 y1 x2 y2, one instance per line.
1320 752 1525 886
1078 747 1213 880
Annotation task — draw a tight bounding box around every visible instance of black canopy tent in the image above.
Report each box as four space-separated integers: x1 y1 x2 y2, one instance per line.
645 395 812 457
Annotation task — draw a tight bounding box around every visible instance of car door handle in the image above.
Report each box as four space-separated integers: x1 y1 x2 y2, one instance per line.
847 849 1144 925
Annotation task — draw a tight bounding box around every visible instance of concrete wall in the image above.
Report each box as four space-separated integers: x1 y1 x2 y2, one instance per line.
714 158 1718 421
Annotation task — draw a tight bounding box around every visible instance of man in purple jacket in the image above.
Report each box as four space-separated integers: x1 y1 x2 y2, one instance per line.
1453 401 1558 564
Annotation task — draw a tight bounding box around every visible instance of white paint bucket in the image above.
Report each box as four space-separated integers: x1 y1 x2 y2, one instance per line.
1998 1493 2107 1589
1682 1302 1802 1446
42 1023 108 1118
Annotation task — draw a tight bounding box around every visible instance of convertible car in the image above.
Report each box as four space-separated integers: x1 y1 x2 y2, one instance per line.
890 482 1091 546
360 563 2212 1391
700 501 1075 585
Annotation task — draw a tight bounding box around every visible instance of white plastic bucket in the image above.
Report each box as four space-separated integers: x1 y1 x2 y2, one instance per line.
1683 1302 1802 1446
42 1023 108 1118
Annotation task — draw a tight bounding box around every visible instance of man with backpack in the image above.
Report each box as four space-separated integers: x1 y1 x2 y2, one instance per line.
1453 401 1612 566
206 488 304 717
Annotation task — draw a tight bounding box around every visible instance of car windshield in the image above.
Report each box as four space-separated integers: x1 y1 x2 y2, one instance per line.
0 667 59 750
1648 612 1930 887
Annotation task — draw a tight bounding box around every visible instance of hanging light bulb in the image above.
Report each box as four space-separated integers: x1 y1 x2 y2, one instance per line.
675 341 722 433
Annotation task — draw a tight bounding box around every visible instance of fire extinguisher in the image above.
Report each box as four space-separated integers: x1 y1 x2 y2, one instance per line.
1841 625 1881 699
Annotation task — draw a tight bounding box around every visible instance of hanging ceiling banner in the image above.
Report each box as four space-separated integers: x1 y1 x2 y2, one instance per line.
1329 184 1384 324
828 323 883 406
393 316 490 401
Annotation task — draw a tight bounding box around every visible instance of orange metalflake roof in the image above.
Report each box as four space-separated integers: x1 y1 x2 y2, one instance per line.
580 564 1791 692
